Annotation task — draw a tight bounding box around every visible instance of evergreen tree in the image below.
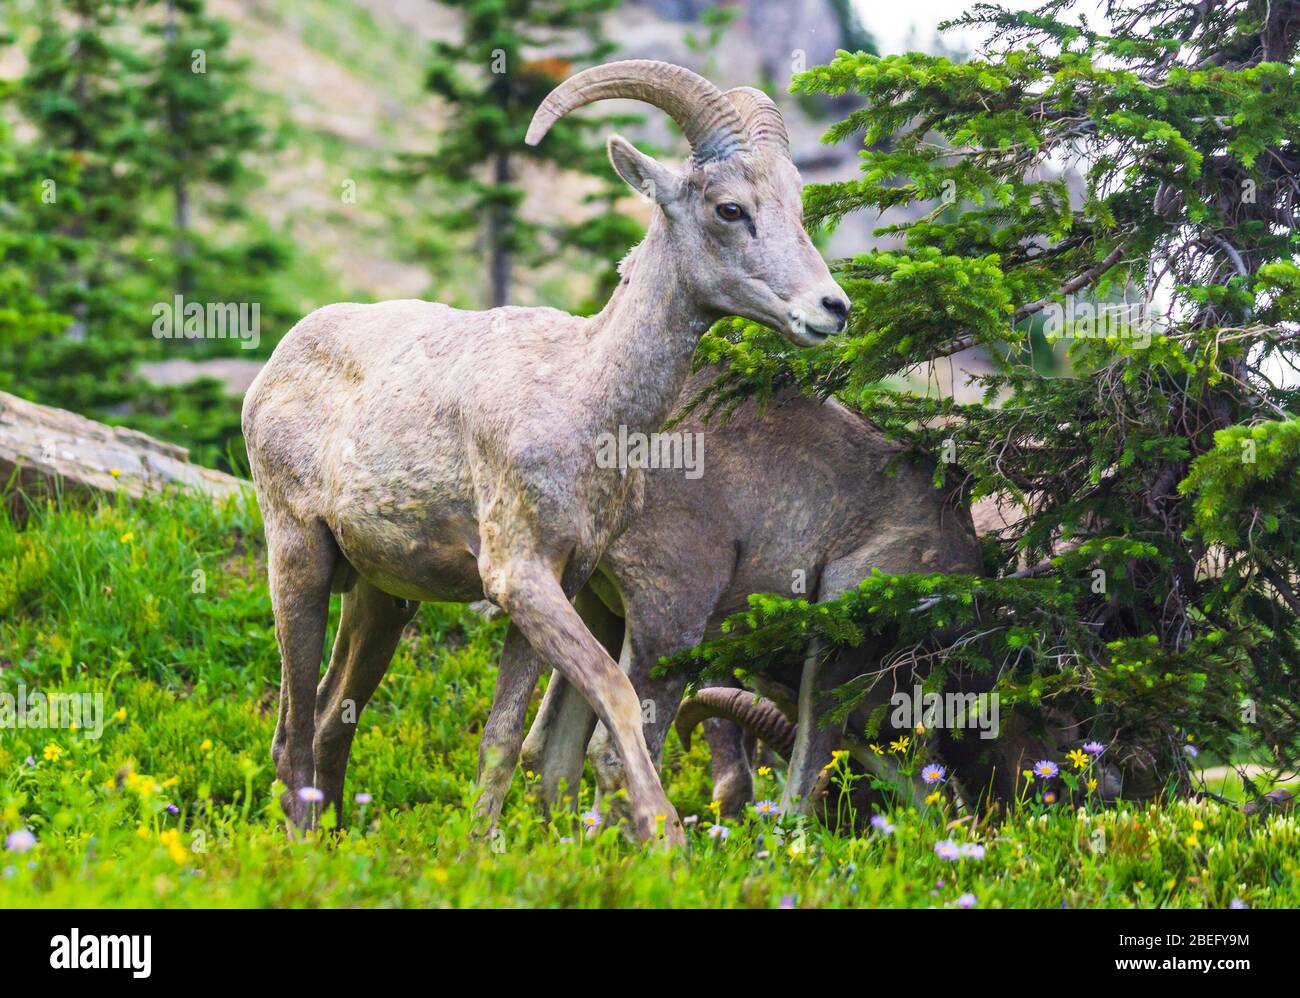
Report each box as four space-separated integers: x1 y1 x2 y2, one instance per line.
4 0 152 412
1 0 290 469
672 0 1300 798
414 0 639 309
138 0 267 300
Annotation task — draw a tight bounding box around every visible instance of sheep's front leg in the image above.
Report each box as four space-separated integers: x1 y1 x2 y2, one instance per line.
482 558 683 845
781 640 865 818
473 623 544 836
585 569 729 824
519 670 598 814
519 588 621 814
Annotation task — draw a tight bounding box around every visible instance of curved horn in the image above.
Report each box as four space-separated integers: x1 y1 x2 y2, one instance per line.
725 86 790 156
526 59 749 164
675 688 797 761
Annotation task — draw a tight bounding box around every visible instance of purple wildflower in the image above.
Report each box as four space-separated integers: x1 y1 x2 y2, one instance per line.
1033 760 1059 780
957 893 978 908
935 839 960 860
5 830 35 853
1082 740 1105 756
921 764 946 785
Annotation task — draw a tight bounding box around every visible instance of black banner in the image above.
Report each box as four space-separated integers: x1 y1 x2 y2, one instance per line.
0 907 1290 983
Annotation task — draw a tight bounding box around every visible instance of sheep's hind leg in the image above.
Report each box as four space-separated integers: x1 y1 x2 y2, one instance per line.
265 513 337 828
313 578 419 825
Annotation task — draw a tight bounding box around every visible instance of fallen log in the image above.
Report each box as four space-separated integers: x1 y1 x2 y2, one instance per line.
0 390 250 503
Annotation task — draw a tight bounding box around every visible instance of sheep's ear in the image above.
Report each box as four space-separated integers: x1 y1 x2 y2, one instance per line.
608 135 683 208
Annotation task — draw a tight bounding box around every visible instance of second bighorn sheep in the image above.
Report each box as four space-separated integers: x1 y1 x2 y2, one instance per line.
522 373 1135 819
240 61 849 843
520 370 989 821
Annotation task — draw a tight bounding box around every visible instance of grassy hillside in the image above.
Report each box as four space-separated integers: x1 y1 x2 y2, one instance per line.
0 488 1296 907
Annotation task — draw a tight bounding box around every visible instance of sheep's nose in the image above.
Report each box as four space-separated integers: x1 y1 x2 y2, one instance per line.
821 295 850 331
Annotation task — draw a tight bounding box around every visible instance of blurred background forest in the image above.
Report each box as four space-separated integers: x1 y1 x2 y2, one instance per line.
0 0 935 471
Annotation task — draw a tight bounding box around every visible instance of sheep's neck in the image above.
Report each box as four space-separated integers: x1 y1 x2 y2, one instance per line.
585 215 716 438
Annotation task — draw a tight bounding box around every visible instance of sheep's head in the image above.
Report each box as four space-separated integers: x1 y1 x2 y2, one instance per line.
527 61 850 346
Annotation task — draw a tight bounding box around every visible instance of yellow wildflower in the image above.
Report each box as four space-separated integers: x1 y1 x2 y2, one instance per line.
200 739 213 753
757 766 773 777
889 736 911 754
1066 748 1090 770
109 468 122 478
125 771 157 798
159 829 187 865
119 532 134 544
42 742 63 762
925 791 941 806
1087 777 1098 792
1192 819 1204 832
114 707 127 722
869 743 883 756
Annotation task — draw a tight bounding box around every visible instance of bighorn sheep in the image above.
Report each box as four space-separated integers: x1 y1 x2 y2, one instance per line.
519 370 994 822
240 61 849 843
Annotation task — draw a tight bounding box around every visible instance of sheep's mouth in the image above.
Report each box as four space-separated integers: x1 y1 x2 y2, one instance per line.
783 307 839 343
794 323 836 343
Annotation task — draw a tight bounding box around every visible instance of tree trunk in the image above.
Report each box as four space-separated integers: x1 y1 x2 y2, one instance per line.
488 151 512 308
166 0 194 300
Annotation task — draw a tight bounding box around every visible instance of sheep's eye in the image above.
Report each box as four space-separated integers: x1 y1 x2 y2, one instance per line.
716 202 745 221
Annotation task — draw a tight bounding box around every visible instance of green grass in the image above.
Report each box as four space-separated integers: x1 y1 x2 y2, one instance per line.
1 488 1297 907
